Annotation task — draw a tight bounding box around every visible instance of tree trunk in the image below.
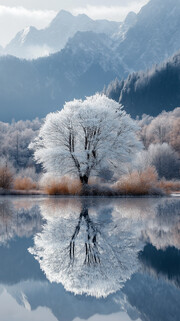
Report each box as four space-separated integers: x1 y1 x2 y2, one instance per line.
80 175 89 186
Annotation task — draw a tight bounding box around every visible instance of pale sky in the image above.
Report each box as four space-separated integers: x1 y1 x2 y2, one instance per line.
0 0 149 47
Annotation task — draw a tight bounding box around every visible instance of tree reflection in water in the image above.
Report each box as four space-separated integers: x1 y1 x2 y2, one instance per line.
69 206 101 266
29 199 143 298
0 197 179 321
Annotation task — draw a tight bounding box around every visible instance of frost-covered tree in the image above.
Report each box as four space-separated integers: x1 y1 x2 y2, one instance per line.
140 198 180 251
148 143 180 179
30 94 142 185
135 143 180 179
0 118 41 168
146 114 171 145
170 118 180 155
137 108 180 155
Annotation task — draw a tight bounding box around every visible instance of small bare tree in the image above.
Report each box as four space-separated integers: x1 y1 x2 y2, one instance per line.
0 158 14 189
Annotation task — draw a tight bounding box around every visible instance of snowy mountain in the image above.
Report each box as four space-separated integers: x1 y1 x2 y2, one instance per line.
4 0 180 65
117 0 180 70
1 0 180 120
113 12 137 41
5 10 121 59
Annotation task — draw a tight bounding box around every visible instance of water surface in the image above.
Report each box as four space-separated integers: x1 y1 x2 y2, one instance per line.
0 196 179 321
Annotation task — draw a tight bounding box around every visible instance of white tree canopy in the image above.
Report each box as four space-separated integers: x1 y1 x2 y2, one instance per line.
30 94 142 184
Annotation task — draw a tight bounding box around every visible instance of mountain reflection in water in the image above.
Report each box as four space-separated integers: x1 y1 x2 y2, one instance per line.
0 196 179 321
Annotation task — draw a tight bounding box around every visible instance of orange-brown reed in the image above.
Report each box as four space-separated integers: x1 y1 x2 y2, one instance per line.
13 177 37 190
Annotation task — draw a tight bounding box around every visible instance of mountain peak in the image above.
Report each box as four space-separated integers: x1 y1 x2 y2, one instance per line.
50 10 74 26
51 10 92 25
76 13 93 21
55 9 73 18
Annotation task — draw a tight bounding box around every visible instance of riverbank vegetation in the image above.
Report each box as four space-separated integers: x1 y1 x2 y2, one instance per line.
0 164 179 196
0 97 179 196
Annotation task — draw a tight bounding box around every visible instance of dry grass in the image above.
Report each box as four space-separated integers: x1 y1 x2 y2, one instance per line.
0 166 14 189
44 176 82 195
113 167 160 195
13 177 38 190
43 176 117 196
42 170 165 196
157 180 180 194
12 173 180 196
41 169 180 196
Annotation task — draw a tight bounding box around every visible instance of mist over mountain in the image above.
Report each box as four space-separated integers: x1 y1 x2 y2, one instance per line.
4 0 180 66
1 46 180 122
4 10 121 59
105 51 180 117
0 32 124 122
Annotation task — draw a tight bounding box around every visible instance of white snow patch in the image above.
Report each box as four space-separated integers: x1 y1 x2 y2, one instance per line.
20 27 30 44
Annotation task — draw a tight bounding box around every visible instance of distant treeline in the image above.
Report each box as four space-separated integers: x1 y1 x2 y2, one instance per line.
105 52 180 117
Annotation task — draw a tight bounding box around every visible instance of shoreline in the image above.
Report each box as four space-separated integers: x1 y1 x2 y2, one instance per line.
0 189 46 196
0 189 179 198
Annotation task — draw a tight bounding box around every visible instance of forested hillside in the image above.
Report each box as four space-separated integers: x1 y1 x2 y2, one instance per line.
106 52 180 116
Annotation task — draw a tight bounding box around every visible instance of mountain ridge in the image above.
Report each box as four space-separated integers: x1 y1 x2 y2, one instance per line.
4 10 121 59
117 0 180 71
1 0 180 121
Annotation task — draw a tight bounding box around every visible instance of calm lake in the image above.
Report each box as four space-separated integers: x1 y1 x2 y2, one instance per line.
0 196 179 321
